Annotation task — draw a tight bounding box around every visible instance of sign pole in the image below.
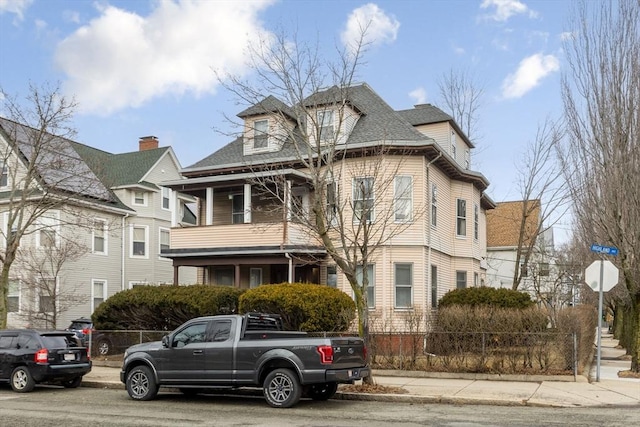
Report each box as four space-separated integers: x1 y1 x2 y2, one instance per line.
596 258 604 382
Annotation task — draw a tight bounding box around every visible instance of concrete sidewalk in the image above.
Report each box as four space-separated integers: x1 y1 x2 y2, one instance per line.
83 331 639 408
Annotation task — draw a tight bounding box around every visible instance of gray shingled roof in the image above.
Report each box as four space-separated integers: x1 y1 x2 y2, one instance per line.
237 95 296 120
187 83 430 170
396 104 453 126
0 117 121 206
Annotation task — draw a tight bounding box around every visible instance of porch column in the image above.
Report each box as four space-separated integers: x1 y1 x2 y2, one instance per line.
206 187 214 226
285 180 292 221
173 265 179 285
234 264 241 287
170 190 178 226
243 183 251 223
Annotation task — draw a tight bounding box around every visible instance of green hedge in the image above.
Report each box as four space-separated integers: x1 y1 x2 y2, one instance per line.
239 283 356 332
92 285 245 331
439 287 534 309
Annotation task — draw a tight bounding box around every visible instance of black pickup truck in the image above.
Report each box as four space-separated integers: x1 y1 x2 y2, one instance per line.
120 313 369 408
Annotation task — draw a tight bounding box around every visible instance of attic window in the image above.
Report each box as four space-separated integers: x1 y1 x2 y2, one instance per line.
317 110 334 142
254 120 268 149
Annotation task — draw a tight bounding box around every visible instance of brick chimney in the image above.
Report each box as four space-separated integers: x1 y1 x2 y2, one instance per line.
139 135 159 151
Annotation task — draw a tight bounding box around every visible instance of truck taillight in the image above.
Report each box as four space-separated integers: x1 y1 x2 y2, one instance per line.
35 348 48 363
317 345 333 364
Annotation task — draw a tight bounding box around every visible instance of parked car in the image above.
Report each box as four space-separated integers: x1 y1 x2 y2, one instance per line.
0 329 92 392
67 318 113 356
121 313 369 408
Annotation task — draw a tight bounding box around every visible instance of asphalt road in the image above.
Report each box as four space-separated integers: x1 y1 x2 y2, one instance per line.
0 385 638 426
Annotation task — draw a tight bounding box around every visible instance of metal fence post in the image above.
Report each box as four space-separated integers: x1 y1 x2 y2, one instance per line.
573 332 578 380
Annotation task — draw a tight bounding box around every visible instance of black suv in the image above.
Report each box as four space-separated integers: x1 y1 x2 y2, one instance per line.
67 318 113 356
0 329 92 392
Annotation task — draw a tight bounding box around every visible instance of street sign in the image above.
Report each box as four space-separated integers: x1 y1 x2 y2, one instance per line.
590 244 619 256
585 260 619 292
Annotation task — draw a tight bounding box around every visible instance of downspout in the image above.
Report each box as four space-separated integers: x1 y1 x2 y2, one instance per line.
426 151 442 312
285 252 293 283
122 213 130 291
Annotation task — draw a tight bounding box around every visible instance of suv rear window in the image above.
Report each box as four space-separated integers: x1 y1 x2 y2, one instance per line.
69 321 91 330
41 335 75 349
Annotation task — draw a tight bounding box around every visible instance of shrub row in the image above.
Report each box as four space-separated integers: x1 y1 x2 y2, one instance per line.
439 286 534 309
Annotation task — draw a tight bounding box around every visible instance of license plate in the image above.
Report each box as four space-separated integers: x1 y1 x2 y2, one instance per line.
64 353 76 361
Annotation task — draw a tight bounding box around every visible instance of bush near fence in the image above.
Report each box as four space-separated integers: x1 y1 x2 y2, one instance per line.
367 305 597 375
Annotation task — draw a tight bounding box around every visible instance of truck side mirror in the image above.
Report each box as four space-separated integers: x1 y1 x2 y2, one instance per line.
161 335 170 348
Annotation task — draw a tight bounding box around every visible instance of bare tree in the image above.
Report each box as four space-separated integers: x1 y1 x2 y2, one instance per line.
0 82 107 328
219 28 426 381
560 0 640 371
16 238 88 328
511 118 569 290
437 68 484 142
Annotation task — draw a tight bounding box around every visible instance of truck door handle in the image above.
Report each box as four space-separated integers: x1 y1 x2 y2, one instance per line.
193 350 203 355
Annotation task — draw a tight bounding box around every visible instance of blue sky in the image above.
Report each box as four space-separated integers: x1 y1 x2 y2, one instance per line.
0 1 572 214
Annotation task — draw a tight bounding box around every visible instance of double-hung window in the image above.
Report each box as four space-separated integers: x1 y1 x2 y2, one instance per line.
161 187 170 210
456 199 467 237
456 271 467 289
37 212 59 248
93 219 107 254
395 263 412 308
356 264 375 309
474 203 479 240
326 182 338 225
92 279 106 311
133 190 146 206
159 228 170 257
232 194 244 224
0 163 7 187
394 176 412 222
430 265 438 308
39 279 56 313
317 110 334 142
131 225 148 257
8 279 20 313
254 120 268 148
353 177 374 223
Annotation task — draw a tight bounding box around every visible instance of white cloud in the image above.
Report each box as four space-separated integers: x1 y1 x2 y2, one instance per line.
501 53 560 99
409 87 427 105
341 3 399 55
0 0 33 21
479 0 537 22
54 1 274 115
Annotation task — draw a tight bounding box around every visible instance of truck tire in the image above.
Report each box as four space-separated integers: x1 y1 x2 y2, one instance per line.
263 368 302 408
307 382 338 401
126 366 159 401
11 366 35 393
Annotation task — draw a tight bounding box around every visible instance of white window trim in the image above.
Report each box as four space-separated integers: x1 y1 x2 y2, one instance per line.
316 109 335 143
356 264 375 309
130 224 149 259
474 203 479 241
0 162 8 189
394 263 413 309
249 268 263 289
159 227 171 260
353 177 375 224
456 198 467 238
8 278 21 314
37 277 58 313
161 187 171 211
91 279 107 312
92 218 108 255
35 211 60 248
394 176 413 223
253 119 269 150
132 190 147 206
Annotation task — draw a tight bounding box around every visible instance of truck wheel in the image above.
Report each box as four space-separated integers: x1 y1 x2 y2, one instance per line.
307 382 338 401
126 366 158 401
11 366 35 393
263 368 301 408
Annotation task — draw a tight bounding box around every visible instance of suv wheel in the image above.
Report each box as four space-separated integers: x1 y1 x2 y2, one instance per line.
263 368 301 408
11 367 35 393
62 376 83 388
96 338 111 356
126 366 158 401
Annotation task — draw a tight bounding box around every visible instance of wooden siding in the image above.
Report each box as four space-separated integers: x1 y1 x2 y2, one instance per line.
171 222 318 249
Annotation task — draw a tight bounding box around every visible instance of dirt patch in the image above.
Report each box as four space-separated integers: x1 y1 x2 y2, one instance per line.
340 383 409 394
618 370 640 379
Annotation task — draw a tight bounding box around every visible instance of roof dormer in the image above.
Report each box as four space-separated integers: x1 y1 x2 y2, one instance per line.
238 96 296 156
303 86 362 146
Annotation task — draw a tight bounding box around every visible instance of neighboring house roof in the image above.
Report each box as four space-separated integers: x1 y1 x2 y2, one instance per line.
71 142 170 189
486 200 541 248
0 117 129 211
237 95 297 120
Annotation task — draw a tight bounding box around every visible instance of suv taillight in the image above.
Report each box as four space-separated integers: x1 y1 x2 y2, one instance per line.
82 328 91 335
35 348 49 363
317 345 333 364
